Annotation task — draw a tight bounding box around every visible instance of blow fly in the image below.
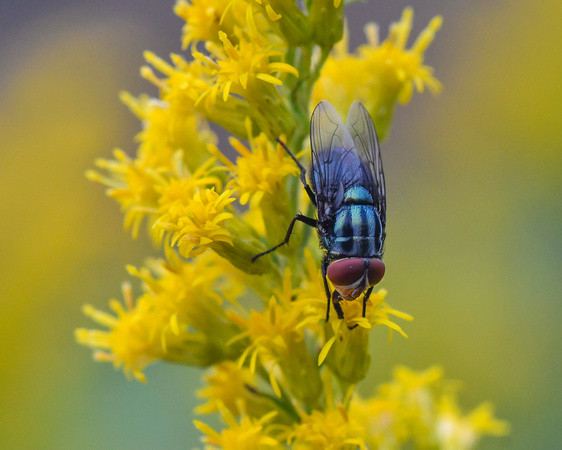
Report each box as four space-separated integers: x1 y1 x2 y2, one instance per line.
253 100 386 321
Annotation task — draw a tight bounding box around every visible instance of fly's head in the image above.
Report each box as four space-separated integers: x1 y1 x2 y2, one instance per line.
327 257 385 300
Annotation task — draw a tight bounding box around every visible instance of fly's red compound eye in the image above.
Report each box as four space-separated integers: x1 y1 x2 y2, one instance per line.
327 258 366 287
368 258 385 286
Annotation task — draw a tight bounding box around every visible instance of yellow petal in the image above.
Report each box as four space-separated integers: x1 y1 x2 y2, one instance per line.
268 62 299 77
318 335 338 366
269 367 282 398
256 73 282 85
193 420 221 441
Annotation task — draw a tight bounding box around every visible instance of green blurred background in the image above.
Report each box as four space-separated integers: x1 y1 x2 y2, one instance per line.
1 1 560 448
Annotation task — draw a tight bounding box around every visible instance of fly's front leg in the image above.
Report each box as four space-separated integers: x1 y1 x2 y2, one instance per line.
252 214 317 262
322 256 344 321
346 287 374 330
362 286 374 318
331 290 344 320
277 138 316 207
322 256 331 321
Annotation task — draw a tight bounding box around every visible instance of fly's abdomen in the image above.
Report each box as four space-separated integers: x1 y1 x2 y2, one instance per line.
328 186 383 258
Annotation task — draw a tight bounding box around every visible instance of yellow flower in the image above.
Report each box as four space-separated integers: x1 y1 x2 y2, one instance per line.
119 90 216 172
86 148 160 238
286 406 367 450
175 0 235 48
196 27 299 138
88 148 224 246
349 396 406 449
194 407 281 450
229 267 322 405
389 364 444 391
208 118 305 252
361 8 442 101
313 7 442 139
349 366 510 449
196 361 295 424
210 128 300 208
76 254 246 381
75 283 157 383
318 289 413 385
175 0 284 50
380 365 444 444
196 361 256 415
436 393 510 448
155 185 235 258
79 2 511 448
142 50 251 139
143 28 298 140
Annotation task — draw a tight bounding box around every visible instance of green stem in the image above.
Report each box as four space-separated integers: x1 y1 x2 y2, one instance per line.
288 44 332 150
287 45 311 150
255 366 301 423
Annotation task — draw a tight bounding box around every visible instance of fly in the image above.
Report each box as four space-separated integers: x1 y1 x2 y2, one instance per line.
253 100 386 321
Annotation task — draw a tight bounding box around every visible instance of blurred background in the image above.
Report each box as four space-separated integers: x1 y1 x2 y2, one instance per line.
1 0 560 448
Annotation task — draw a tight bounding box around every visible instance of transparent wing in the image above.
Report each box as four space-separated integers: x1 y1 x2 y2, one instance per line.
310 101 359 216
346 101 386 225
310 100 355 155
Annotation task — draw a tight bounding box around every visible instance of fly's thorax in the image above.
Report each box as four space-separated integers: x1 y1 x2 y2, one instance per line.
343 185 373 204
327 257 385 300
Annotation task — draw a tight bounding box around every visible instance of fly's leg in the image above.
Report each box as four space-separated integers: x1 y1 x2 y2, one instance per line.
346 286 375 330
321 256 332 321
252 140 317 267
362 286 374 317
277 138 316 207
252 214 317 262
322 256 343 321
331 291 344 320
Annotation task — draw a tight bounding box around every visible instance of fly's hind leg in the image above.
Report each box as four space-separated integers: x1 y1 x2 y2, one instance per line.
252 214 317 262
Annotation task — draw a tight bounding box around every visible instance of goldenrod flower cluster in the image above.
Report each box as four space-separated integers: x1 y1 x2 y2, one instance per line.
76 1 509 447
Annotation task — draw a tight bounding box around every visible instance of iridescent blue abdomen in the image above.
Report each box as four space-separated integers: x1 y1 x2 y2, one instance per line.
322 185 384 259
